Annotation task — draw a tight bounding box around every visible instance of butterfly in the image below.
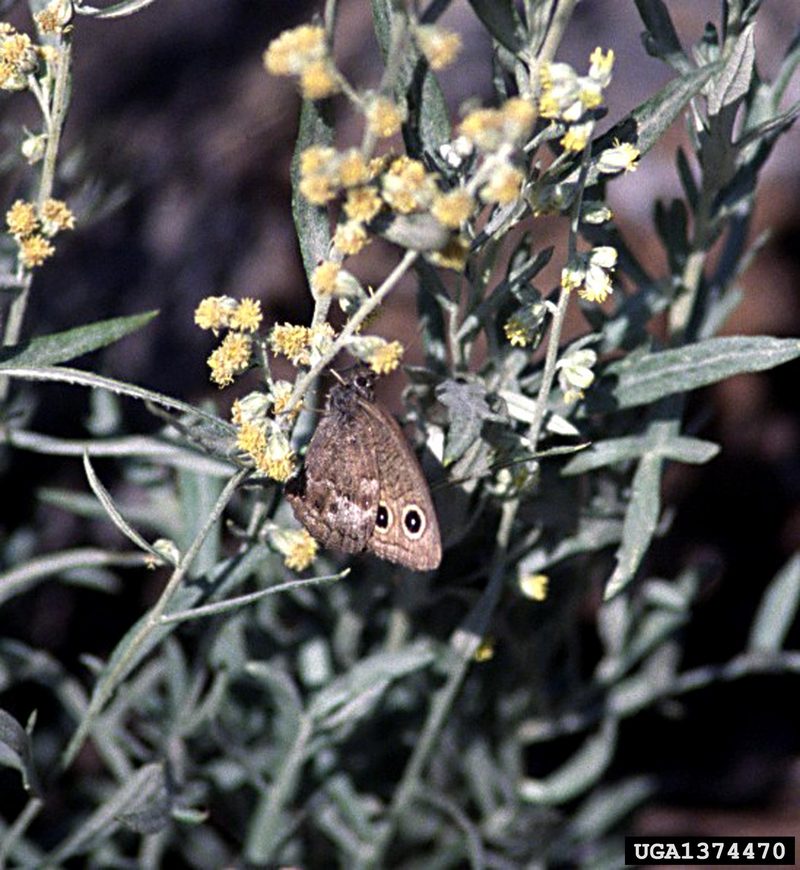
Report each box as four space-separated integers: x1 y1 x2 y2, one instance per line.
285 366 441 570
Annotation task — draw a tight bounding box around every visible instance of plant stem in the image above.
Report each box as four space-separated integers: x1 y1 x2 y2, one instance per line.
284 248 419 415
367 499 518 866
0 32 73 402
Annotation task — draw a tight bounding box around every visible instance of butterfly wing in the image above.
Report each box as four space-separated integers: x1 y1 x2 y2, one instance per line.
358 400 442 571
285 410 380 553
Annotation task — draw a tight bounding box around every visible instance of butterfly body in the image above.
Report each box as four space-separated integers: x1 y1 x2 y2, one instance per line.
285 367 441 571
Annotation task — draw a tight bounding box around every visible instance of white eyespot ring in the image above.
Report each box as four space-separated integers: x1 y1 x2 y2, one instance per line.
375 500 393 535
401 504 427 540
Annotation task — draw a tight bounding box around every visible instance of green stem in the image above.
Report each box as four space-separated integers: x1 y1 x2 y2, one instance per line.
1 32 73 402
61 468 249 768
368 499 518 866
284 248 419 416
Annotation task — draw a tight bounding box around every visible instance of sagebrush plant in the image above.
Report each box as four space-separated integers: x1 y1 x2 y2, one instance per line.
1 0 799 866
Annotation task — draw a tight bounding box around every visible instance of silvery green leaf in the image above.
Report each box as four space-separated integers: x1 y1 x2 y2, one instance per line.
588 64 718 184
0 311 157 369
436 379 497 465
604 451 663 600
601 336 800 410
708 24 755 116
0 708 40 796
562 434 718 475
748 553 800 653
519 719 617 804
291 99 333 283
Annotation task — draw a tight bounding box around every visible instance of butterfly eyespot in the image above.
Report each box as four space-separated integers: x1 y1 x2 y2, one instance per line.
402 504 426 540
375 501 393 534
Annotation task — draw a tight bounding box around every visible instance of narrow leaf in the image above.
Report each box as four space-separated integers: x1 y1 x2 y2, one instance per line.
0 311 158 368
708 24 755 116
563 435 718 475
519 719 618 804
466 0 524 53
601 336 800 410
291 100 333 283
0 709 40 796
748 553 800 653
605 452 663 600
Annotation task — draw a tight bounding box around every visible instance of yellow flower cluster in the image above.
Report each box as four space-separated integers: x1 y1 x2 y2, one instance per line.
0 25 38 91
381 156 439 214
194 295 262 387
263 24 340 100
5 197 74 269
415 24 462 71
459 97 536 152
34 2 69 35
365 95 407 139
556 348 598 403
271 527 318 571
206 331 253 388
561 245 617 304
194 295 262 334
269 321 334 367
236 419 296 482
365 339 404 375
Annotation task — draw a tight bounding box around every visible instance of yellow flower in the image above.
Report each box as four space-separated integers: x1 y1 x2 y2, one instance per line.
269 323 312 365
230 297 263 332
263 24 326 76
343 185 382 222
40 198 75 234
597 139 640 174
299 174 336 205
459 107 504 152
538 62 582 122
415 24 462 70
300 144 337 176
480 162 523 205
431 188 475 229
561 262 584 291
473 638 495 662
556 348 597 401
338 148 370 187
519 573 549 601
272 528 318 571
333 219 370 256
0 32 34 67
381 156 438 214
502 97 536 143
588 46 614 85
560 121 594 153
300 58 340 100
236 419 267 457
18 234 54 268
428 234 468 271
256 427 295 482
207 331 252 387
364 339 404 374
268 379 295 416
504 316 529 347
366 96 406 139
231 391 270 426
6 200 38 237
34 7 62 35
194 295 238 333
307 322 335 363
578 265 613 303
310 260 342 295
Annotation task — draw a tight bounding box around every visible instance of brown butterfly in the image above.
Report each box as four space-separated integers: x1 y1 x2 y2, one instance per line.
285 366 441 571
